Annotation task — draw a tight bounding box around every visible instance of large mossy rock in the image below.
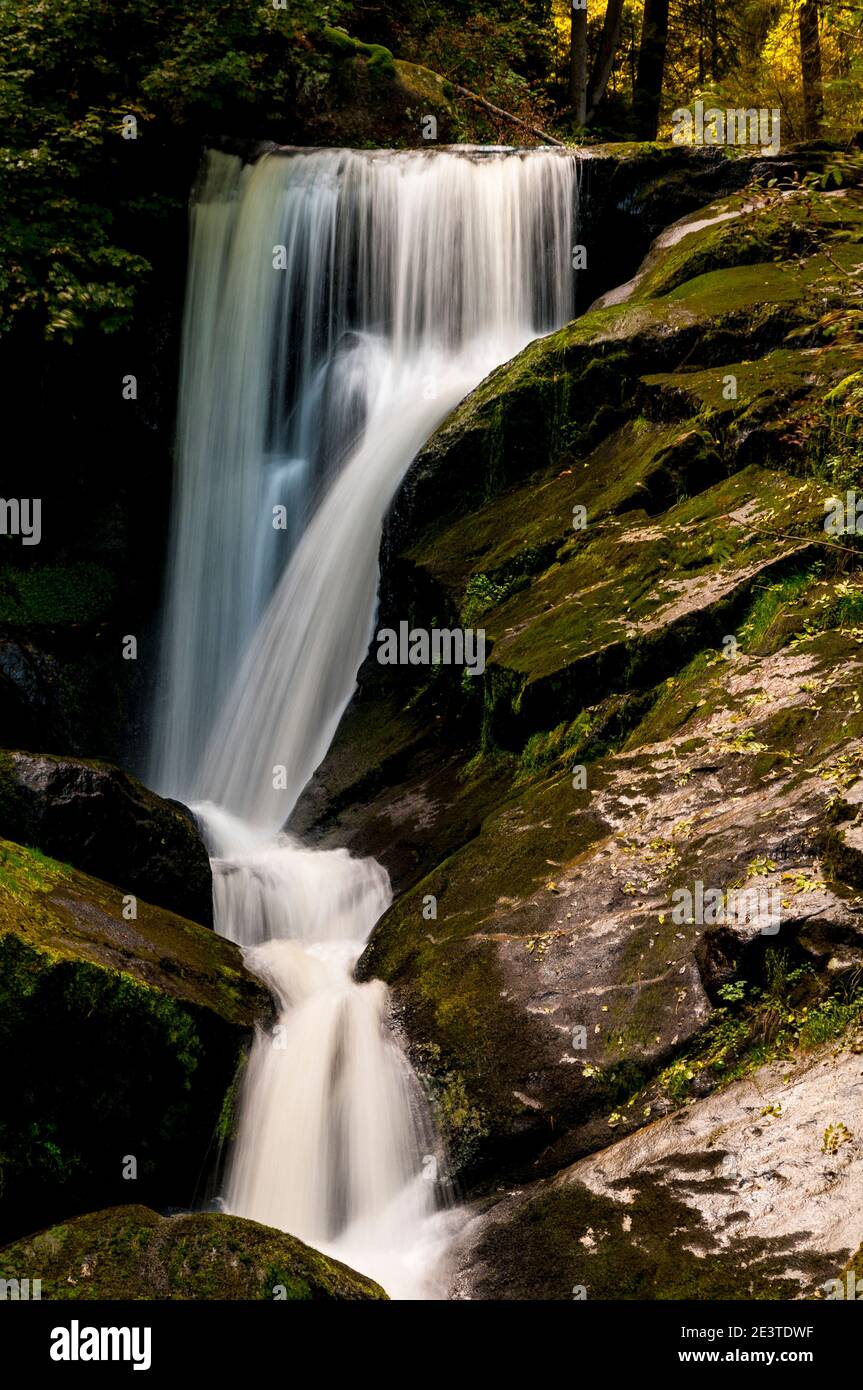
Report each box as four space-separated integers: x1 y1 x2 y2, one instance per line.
290 28 462 147
0 1205 387 1300
293 174 863 1189
0 749 212 926
0 839 270 1245
449 1040 863 1299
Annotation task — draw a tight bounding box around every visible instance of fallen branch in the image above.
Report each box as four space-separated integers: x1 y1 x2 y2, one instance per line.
451 83 566 148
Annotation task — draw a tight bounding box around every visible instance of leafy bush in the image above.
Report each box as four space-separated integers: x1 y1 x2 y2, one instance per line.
0 0 346 340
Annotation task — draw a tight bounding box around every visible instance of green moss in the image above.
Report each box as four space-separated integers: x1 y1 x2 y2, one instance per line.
739 565 823 653
414 1041 489 1172
321 27 396 79
0 834 260 1025
264 1269 312 1299
393 59 454 109
0 1206 387 1300
0 560 114 624
310 181 863 1191
472 1175 834 1300
461 570 530 626
634 193 863 307
518 711 596 780
0 840 66 900
215 1051 247 1146
0 836 269 1243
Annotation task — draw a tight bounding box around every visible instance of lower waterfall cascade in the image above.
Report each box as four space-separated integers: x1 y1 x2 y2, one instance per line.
150 145 582 1298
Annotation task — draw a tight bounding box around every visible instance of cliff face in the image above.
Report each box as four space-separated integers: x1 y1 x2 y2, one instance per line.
291 166 863 1294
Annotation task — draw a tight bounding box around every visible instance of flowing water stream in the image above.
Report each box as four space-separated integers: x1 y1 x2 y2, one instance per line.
150 145 580 1298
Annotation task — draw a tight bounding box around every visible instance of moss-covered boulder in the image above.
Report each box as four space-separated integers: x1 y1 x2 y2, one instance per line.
0 839 270 1245
289 27 462 148
451 1040 862 1299
293 174 863 1188
0 749 212 926
0 1205 387 1300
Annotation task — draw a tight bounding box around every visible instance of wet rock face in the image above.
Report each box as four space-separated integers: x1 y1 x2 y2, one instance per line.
451 1042 863 1300
295 173 863 1222
0 838 269 1245
0 629 139 765
0 749 212 927
352 631 863 1187
0 1205 388 1300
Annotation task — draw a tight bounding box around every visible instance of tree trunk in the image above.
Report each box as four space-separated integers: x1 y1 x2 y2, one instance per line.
569 1 588 126
586 0 625 123
799 0 824 139
633 0 670 140
708 0 719 82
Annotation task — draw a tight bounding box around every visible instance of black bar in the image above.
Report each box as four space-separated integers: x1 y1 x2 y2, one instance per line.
1 1297 854 1375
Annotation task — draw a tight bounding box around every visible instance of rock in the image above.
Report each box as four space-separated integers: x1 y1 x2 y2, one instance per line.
449 1041 863 1299
0 749 212 927
0 1205 387 1300
0 838 271 1245
840 1239 863 1297
289 38 462 147
0 624 139 767
292 179 863 1188
353 628 863 1185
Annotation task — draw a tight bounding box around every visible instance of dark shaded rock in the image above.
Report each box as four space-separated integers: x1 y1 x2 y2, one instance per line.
822 802 863 892
0 838 270 1245
0 1205 387 1300
0 749 212 927
0 625 140 767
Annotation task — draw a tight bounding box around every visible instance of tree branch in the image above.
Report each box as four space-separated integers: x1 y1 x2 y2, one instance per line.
452 83 565 147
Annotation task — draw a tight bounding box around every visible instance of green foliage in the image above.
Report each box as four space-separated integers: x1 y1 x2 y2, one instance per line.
0 0 346 340
655 957 863 1109
808 372 863 494
373 0 557 133
460 572 513 625
717 979 747 1005
659 0 863 143
762 946 808 1001
518 709 596 778
739 567 820 650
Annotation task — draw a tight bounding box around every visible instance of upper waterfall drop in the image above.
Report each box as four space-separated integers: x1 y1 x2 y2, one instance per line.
150 145 581 827
149 144 582 1299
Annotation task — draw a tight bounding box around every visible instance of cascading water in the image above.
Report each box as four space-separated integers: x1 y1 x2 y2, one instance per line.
150 145 581 1298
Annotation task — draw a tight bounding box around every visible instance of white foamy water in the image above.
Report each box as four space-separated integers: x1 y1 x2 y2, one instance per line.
198 805 452 1298
150 147 580 1298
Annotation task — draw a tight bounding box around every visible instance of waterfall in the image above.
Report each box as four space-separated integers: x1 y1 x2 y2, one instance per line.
150 146 581 1298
